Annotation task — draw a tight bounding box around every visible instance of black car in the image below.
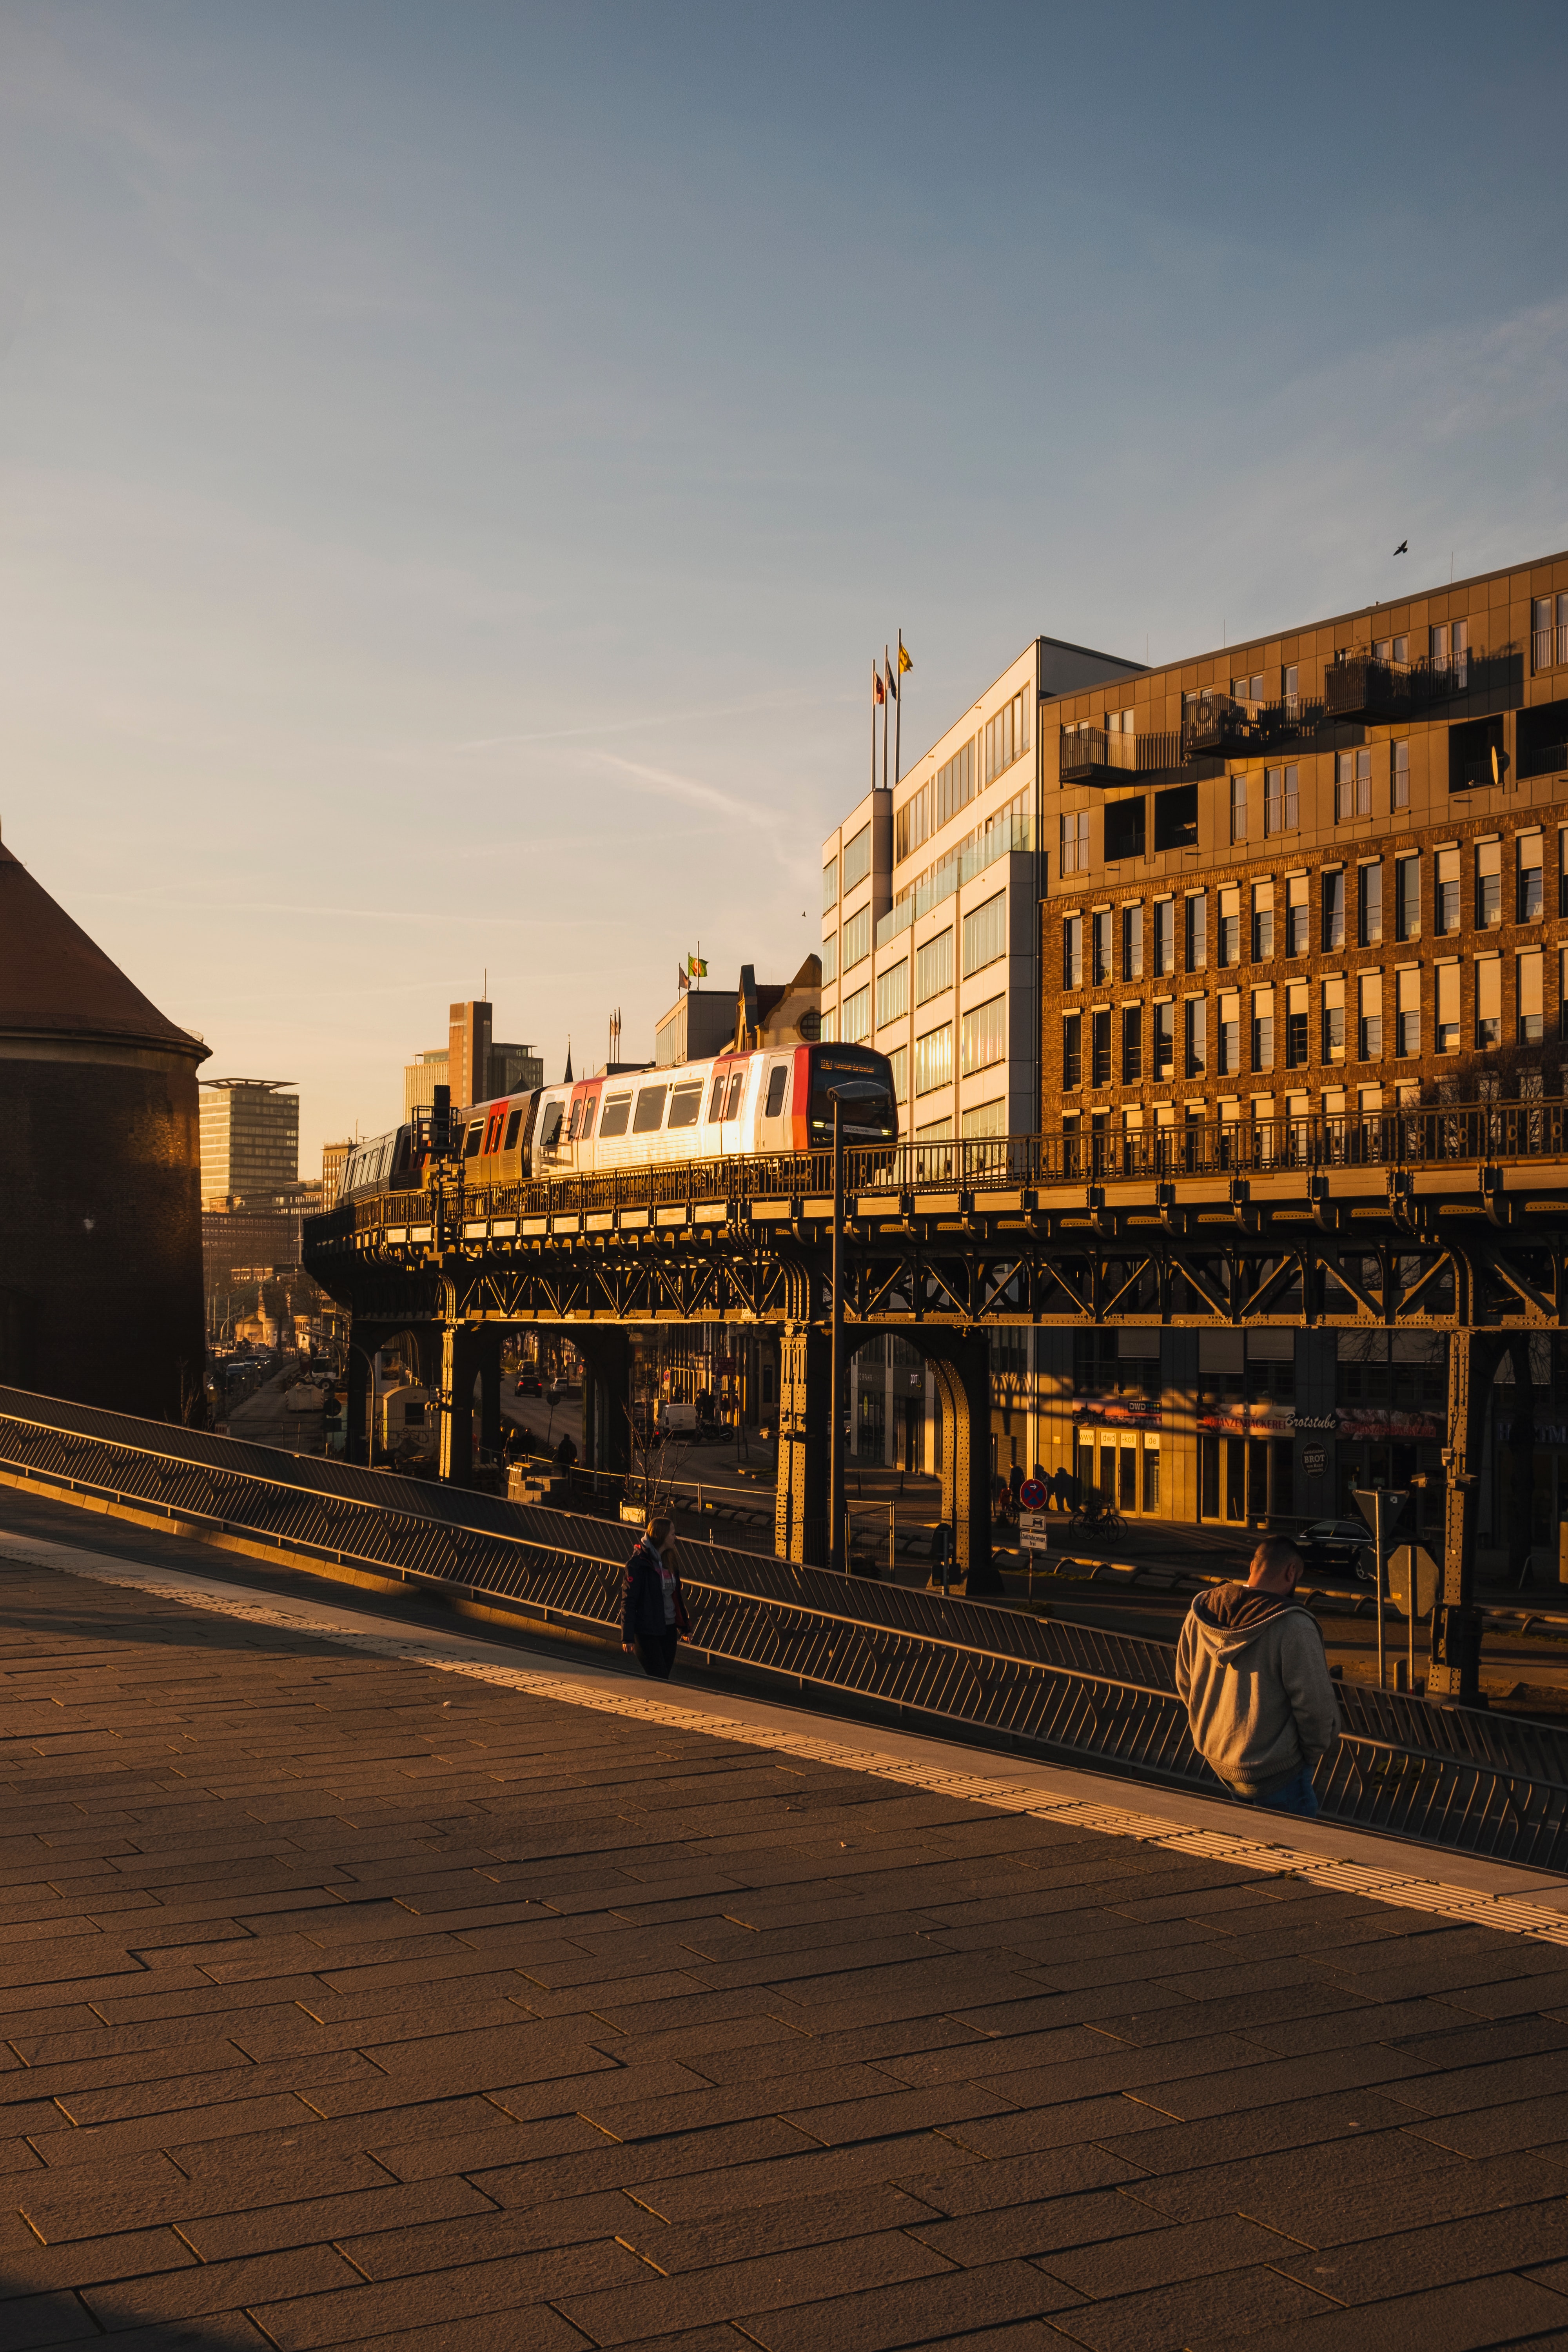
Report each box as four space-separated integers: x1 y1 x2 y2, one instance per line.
1299 1518 1377 1581
515 1373 543 1397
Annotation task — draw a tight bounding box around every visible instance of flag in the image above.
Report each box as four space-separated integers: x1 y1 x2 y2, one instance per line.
885 656 897 702
677 966 690 992
687 953 708 978
898 641 913 674
872 665 884 706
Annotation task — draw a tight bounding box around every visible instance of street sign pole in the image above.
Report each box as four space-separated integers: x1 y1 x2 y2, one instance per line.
1355 1485 1408 1694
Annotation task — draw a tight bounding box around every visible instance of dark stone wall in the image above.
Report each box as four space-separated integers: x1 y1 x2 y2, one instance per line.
0 1052 205 1422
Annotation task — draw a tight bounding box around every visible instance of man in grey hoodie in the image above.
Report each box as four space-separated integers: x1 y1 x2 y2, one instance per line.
1175 1535 1340 1817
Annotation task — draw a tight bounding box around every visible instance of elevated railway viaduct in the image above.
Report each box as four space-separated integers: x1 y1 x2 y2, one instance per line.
303 1099 1568 1707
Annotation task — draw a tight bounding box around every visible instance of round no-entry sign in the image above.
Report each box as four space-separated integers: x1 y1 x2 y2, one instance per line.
1020 1476 1048 1510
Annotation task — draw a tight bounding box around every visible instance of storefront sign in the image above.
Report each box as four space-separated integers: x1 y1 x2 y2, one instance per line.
1197 1401 1295 1436
1072 1395 1161 1431
1301 1443 1327 1478
1335 1406 1442 1442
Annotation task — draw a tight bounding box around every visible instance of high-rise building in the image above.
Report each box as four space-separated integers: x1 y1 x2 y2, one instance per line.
405 1012 541 1122
320 1140 353 1207
199 1080 299 1209
403 1049 448 1123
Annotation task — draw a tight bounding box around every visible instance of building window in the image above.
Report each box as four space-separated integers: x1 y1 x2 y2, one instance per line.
1533 593 1568 672
1184 893 1206 971
818 1009 837 1043
1154 898 1175 976
1219 886 1240 967
842 823 871 893
983 689 1030 787
1155 1001 1175 1078
1060 810 1089 875
1518 949 1544 1044
916 927 953 1003
821 933 838 984
1122 902 1143 980
1358 972 1382 1061
1264 764 1298 835
1323 976 1345 1063
1063 915 1083 989
1392 740 1409 810
1092 908 1112 985
1436 962 1460 1054
1286 875 1308 958
1062 1011 1082 1090
822 857 838 911
1475 956 1501 1049
1286 980 1308 1067
1395 856 1420 942
962 1098 1007 1140
1252 986 1274 1071
886 1045 908 1102
1396 968 1420 1058
1432 618 1469 688
1518 833 1544 923
1476 839 1502 929
1436 846 1460 935
842 985 871 1045
1322 868 1345 951
1183 998 1205 1076
1358 862 1382 947
897 736 977 863
1230 774 1247 843
962 891 1006 977
1218 990 1241 1075
1281 661 1299 711
877 959 909 1029
1091 1008 1112 1088
842 906 871 971
960 995 1006 1076
1372 634 1409 665
1336 749 1372 821
914 1022 953 1094
1232 670 1265 704
1252 880 1274 961
1122 1004 1142 1082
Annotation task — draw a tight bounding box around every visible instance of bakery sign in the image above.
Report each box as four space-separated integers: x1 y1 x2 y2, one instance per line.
1072 1395 1162 1431
1197 1401 1296 1436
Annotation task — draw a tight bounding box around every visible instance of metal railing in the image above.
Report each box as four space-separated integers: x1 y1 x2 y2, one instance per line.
2 1384 1564 1871
309 1097 1568 1249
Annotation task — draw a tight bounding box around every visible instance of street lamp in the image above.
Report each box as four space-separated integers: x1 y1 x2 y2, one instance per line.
828 1090 846 1573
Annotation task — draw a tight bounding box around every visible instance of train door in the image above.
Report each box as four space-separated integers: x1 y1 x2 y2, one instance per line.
719 1059 752 1154
756 1056 793 1157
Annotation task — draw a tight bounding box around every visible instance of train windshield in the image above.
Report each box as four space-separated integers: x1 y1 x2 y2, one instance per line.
808 1056 896 1140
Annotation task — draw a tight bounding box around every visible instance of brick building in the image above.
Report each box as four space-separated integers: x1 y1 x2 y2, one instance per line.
1035 547 1568 1549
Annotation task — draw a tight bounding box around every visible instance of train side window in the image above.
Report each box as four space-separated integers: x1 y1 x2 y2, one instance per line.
539 1102 564 1153
599 1093 631 1138
633 1085 668 1133
708 1074 726 1122
579 1095 597 1138
668 1083 702 1129
725 1072 746 1119
764 1063 789 1118
503 1107 523 1150
566 1100 582 1143
463 1122 484 1158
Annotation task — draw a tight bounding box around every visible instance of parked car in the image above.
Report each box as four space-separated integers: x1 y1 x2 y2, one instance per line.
1299 1518 1377 1581
515 1373 543 1397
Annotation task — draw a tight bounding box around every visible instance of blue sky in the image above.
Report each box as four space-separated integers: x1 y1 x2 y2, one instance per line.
2 2 1566 1161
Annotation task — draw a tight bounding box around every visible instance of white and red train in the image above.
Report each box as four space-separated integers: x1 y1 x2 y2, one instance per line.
338 1041 898 1202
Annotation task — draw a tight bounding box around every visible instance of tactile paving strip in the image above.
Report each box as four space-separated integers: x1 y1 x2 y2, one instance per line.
8 1535 1568 1953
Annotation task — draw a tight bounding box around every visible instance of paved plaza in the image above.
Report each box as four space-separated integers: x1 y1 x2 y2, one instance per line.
4 1509 1568 2350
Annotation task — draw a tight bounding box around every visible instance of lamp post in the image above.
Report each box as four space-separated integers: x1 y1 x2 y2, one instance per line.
829 1090 846 1573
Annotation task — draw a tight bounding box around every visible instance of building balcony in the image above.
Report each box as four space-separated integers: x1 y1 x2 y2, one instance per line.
1322 654 1414 724
1058 728 1185 784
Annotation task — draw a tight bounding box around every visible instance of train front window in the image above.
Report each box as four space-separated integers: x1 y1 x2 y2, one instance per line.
707 1074 726 1122
539 1103 564 1153
725 1072 745 1118
809 1069 896 1138
633 1085 668 1133
504 1107 523 1150
764 1065 789 1118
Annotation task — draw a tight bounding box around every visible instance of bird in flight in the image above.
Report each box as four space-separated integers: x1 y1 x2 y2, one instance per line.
1393 539 1408 556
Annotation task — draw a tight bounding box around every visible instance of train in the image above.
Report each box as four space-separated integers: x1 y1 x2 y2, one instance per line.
336 1040 899 1202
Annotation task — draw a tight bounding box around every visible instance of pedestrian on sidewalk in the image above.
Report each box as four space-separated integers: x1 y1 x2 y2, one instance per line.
621 1516 690 1680
1175 1535 1339 1818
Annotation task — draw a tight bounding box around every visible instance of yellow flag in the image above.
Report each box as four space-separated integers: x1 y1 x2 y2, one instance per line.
898 642 913 674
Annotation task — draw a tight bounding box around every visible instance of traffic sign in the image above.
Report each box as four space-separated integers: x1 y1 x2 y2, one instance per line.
1019 1510 1052 1553
1353 1487 1408 1525
1019 1476 1048 1511
1388 1544 1440 1620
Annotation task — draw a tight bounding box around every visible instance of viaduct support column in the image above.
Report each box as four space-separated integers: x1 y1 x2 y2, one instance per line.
924 1333 1000 1596
475 1327 503 1463
575 1330 633 1484
438 1324 479 1487
774 1321 828 1566
1430 1319 1503 1705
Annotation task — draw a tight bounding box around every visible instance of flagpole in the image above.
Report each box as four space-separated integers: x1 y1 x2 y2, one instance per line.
870 661 876 797
882 643 890 793
895 631 904 785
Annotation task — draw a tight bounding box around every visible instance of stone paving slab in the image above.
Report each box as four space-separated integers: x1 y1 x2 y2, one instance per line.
1 1526 1568 2347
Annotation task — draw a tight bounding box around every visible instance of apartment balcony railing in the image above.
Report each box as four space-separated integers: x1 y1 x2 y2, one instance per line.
1057 728 1186 784
1519 735 1568 782
1323 653 1415 723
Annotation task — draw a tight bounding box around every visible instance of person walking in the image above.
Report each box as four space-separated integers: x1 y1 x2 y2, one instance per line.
1175 1535 1340 1817
621 1516 689 1680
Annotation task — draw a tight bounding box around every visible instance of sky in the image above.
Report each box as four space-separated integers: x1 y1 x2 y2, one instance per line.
2 1 1567 1166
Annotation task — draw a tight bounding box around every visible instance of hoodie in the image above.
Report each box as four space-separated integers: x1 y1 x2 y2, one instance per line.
1175 1583 1341 1799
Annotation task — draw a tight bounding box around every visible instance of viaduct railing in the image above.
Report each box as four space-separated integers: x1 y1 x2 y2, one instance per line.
2 1385 1564 1874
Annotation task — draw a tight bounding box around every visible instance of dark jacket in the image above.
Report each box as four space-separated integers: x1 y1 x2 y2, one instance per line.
621 1542 690 1644
1175 1581 1340 1797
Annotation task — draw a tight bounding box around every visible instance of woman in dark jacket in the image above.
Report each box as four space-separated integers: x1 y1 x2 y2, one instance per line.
621 1517 689 1679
